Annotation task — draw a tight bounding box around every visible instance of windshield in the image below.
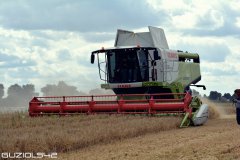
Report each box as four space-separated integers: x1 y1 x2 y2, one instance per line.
107 49 149 83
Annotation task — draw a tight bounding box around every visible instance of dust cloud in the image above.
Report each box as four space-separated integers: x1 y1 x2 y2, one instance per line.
202 98 235 119
0 81 114 113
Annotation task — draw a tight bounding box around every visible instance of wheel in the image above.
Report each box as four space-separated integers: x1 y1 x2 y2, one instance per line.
236 108 240 125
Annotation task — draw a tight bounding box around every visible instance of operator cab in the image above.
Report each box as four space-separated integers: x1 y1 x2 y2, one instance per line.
107 48 148 83
91 47 159 84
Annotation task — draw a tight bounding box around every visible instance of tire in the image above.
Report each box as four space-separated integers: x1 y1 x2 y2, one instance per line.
236 108 240 125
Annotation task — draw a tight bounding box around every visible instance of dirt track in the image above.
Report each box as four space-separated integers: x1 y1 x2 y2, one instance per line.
60 115 240 160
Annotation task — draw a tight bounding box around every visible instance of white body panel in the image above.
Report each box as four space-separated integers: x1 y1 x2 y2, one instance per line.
160 49 179 83
148 26 169 49
192 104 209 126
114 26 169 49
149 48 179 83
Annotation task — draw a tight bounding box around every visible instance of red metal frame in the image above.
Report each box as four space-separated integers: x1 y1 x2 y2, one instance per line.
29 93 192 116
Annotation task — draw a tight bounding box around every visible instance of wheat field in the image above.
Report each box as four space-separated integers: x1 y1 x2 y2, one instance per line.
0 99 238 160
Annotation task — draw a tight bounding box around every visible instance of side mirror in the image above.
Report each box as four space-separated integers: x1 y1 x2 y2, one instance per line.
151 60 156 66
203 85 206 90
91 54 95 64
154 50 160 60
190 84 206 90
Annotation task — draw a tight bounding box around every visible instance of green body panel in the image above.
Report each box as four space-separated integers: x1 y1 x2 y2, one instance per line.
101 81 185 94
178 53 199 59
180 112 191 128
175 62 201 88
143 81 185 99
101 84 111 89
190 96 203 120
180 96 203 128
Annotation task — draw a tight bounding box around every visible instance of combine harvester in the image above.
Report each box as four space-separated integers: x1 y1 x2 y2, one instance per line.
29 26 208 127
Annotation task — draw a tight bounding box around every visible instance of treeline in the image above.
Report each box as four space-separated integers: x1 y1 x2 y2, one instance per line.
0 84 37 108
0 81 113 108
0 81 234 108
192 90 234 102
207 91 234 102
181 89 234 103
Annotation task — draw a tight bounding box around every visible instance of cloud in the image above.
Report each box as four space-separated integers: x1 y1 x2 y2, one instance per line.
148 0 240 37
195 10 224 29
0 53 18 62
202 65 238 76
81 32 115 43
196 44 230 62
0 0 166 32
183 18 240 37
0 0 239 96
0 53 35 68
7 67 38 79
0 26 104 93
180 1 240 37
171 37 230 62
57 49 71 61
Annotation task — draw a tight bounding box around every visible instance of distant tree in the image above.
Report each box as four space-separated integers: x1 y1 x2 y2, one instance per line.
0 84 4 99
7 84 21 97
41 81 86 96
57 81 82 95
222 93 232 100
22 84 34 95
41 84 55 96
22 84 38 100
209 91 222 100
4 83 37 107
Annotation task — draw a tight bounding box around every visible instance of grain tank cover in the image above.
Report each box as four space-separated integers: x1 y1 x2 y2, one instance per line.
114 26 169 49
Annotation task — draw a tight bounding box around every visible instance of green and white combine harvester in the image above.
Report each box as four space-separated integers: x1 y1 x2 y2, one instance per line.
29 26 208 127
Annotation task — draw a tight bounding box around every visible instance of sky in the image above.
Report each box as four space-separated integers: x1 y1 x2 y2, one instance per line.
0 0 239 96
